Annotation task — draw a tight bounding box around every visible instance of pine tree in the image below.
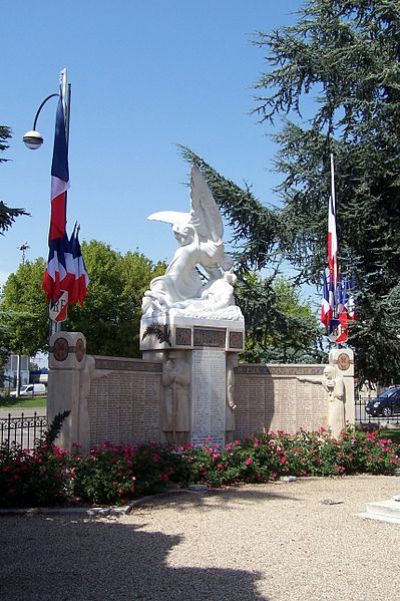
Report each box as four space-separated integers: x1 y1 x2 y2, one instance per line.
251 0 400 384
0 125 27 234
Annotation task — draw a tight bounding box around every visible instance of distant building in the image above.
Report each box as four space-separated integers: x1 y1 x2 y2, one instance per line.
2 354 30 389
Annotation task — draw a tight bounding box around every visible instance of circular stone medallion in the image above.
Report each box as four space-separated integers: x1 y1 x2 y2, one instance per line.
53 337 69 362
75 338 85 362
337 352 351 371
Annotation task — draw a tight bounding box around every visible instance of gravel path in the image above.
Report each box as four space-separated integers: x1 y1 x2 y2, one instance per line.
1 475 399 601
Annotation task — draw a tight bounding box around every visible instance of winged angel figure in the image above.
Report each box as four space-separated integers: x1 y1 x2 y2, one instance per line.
142 166 240 318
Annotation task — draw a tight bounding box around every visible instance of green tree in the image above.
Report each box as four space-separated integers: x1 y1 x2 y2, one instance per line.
236 273 324 363
0 258 49 356
181 147 325 363
252 0 400 383
0 241 165 359
183 2 400 383
0 125 27 233
67 242 165 356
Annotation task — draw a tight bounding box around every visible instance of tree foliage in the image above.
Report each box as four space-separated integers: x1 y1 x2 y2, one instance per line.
0 242 166 359
251 0 400 383
0 125 27 234
182 2 400 382
236 273 324 363
1 258 49 357
67 242 165 356
181 147 325 364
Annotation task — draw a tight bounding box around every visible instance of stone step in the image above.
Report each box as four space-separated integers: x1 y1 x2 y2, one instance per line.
359 499 400 524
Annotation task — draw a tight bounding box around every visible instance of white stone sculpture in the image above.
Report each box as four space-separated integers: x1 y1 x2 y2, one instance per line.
142 165 242 320
322 365 346 437
162 350 191 444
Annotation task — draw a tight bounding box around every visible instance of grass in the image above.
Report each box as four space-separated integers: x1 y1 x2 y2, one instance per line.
0 396 47 410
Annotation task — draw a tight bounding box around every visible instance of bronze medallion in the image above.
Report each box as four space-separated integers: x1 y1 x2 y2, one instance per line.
75 338 85 362
53 337 69 362
337 352 351 371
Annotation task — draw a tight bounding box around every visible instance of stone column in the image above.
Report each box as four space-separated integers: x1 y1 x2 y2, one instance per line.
141 314 245 447
48 332 89 451
327 348 355 434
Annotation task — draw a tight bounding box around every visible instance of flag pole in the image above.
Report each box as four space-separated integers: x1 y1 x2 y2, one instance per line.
52 68 71 335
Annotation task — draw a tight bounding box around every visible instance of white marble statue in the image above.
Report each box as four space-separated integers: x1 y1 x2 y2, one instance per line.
322 365 346 437
142 166 241 320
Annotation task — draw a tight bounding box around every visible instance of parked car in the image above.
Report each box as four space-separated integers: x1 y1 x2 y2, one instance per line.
365 386 400 417
9 383 47 398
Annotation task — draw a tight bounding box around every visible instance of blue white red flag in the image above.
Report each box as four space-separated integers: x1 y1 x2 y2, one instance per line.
327 154 338 293
42 94 70 302
67 224 89 304
320 271 332 327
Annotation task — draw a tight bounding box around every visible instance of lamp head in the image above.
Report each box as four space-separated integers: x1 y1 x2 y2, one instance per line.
23 130 44 150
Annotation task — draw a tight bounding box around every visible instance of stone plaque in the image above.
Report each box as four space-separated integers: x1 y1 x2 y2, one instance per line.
229 331 244 349
193 327 226 348
176 327 192 346
191 349 226 445
94 357 162 372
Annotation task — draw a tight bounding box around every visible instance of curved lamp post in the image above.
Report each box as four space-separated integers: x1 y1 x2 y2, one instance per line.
23 93 59 149
23 69 71 337
23 70 71 151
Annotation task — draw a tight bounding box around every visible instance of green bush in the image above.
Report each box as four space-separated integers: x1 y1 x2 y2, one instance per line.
0 442 70 508
1 425 399 507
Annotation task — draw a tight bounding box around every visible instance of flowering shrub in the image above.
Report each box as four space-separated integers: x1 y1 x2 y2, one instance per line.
0 442 70 508
1 425 399 507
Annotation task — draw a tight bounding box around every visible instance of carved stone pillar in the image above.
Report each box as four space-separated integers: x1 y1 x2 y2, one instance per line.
48 332 90 451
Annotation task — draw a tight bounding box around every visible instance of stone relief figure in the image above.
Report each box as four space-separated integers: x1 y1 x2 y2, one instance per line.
142 165 242 320
162 351 191 444
296 365 346 437
225 353 238 441
322 365 346 438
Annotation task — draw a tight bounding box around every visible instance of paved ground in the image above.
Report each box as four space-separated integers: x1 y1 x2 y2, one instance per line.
1 475 399 601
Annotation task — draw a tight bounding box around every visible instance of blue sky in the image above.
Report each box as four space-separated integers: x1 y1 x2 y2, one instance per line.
1 1 306 291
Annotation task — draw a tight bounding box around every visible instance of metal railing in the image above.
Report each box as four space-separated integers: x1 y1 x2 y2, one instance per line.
355 397 400 428
0 412 47 451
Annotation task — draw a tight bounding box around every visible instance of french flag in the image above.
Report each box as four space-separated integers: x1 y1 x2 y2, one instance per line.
327 154 338 294
320 271 332 327
67 224 89 304
42 94 70 302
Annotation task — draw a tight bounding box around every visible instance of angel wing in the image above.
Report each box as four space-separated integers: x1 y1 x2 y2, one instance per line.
189 165 223 242
148 211 191 228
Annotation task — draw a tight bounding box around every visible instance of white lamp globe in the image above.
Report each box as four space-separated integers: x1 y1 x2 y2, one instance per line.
23 130 44 150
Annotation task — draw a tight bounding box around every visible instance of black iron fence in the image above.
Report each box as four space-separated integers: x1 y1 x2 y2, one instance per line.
0 412 47 451
355 396 400 428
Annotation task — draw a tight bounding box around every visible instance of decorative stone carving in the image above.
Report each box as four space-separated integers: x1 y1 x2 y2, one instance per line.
226 354 237 439
322 364 346 437
141 165 243 323
161 351 191 444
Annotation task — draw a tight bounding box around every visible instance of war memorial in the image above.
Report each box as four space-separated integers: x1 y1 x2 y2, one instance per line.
47 166 354 452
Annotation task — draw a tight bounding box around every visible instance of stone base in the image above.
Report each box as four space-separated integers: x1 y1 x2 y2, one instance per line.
140 310 245 352
141 311 244 447
359 498 400 524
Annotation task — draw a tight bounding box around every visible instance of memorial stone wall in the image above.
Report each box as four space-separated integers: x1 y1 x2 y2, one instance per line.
48 333 350 450
234 364 327 438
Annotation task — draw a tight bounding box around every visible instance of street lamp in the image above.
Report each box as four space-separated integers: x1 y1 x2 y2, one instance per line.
23 70 71 150
23 69 71 337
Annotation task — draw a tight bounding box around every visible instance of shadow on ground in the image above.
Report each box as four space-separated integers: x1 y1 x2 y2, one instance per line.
0 514 267 601
134 485 299 512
